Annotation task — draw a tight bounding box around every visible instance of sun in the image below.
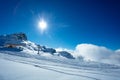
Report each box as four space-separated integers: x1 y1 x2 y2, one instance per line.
38 19 47 32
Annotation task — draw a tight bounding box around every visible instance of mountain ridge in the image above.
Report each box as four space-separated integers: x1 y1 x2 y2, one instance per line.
0 32 75 59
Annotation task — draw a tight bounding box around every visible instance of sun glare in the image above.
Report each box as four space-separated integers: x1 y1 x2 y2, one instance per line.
38 19 47 33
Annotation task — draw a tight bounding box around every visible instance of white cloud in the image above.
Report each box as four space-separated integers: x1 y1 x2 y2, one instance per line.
75 44 113 61
107 49 120 65
55 44 120 65
55 47 75 56
115 49 120 53
74 43 120 65
55 47 67 52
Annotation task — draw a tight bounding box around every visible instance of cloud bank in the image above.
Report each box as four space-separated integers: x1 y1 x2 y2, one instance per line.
74 44 120 65
75 44 113 61
56 44 120 65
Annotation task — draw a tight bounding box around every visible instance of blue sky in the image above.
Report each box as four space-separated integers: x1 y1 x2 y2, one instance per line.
0 0 120 50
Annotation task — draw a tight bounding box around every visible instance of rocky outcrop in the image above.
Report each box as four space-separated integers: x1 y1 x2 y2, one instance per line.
58 51 75 59
40 46 56 54
0 33 27 46
0 33 74 60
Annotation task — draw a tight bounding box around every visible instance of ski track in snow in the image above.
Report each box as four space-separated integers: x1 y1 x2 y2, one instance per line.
0 53 99 80
5 56 120 78
0 52 120 80
33 65 100 80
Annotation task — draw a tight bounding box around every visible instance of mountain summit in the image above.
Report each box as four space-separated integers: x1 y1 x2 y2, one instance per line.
0 33 75 59
0 33 27 46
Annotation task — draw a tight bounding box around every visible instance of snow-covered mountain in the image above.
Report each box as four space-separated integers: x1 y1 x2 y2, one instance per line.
0 33 120 80
0 33 74 59
0 32 27 46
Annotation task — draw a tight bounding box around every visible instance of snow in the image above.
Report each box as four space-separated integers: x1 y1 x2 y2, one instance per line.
0 33 120 80
0 58 65 80
0 51 120 80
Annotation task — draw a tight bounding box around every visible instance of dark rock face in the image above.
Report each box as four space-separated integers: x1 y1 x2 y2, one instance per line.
0 33 27 46
12 33 27 41
0 47 22 52
58 51 75 59
41 46 56 54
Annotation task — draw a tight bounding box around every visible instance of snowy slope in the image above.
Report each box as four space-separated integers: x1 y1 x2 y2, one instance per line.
0 33 75 59
0 51 120 80
0 33 120 80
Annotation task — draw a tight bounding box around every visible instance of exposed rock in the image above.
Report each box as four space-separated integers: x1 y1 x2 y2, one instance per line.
58 51 75 59
0 33 27 46
0 33 75 60
40 46 56 54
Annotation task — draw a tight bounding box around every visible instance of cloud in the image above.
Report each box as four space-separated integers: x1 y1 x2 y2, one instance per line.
74 44 120 65
55 47 71 52
107 49 120 65
55 44 120 65
55 47 75 56
75 44 113 61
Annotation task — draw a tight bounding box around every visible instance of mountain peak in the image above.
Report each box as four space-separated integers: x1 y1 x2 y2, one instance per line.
0 33 27 46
